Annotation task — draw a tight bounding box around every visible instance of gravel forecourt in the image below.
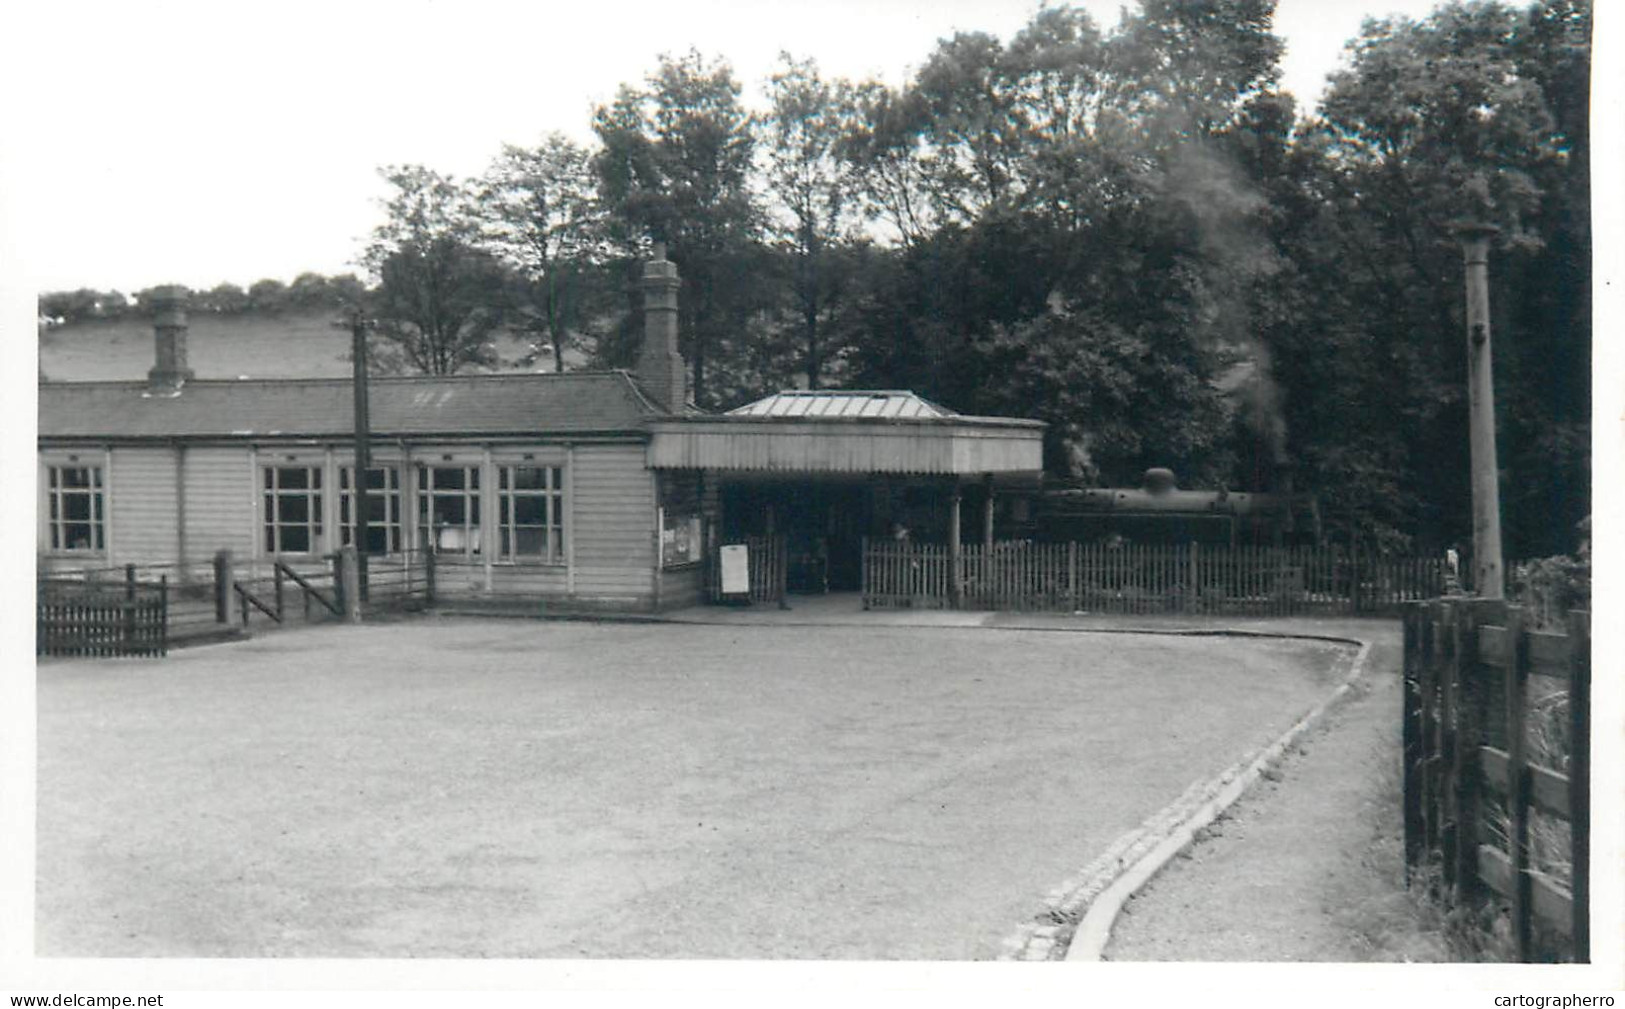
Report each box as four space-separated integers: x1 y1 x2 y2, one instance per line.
38 617 1355 959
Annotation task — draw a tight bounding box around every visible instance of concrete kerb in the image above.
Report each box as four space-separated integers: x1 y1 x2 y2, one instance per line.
1025 635 1376 963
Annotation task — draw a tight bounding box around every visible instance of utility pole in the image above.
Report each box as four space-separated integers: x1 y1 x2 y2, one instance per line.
349 307 373 604
1452 221 1504 599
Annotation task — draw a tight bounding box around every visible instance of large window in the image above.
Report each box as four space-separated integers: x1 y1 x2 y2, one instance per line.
263 466 323 554
498 464 564 563
45 465 104 553
340 465 402 555
418 464 481 556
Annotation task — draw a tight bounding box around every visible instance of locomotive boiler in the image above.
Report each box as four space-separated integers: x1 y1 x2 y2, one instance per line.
1032 466 1321 546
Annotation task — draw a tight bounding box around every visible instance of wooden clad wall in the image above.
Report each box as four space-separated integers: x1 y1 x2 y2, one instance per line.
571 443 655 606
108 447 180 565
182 447 256 565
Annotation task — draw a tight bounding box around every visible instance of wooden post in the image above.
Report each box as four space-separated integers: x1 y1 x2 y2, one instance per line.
1401 605 1424 884
336 546 362 623
1439 601 1460 894
948 486 962 609
1567 609 1591 960
1452 600 1485 909
274 563 285 621
1504 604 1532 960
1453 222 1505 599
213 549 233 624
349 308 373 603
122 564 136 654
158 575 168 657
424 546 436 604
982 476 995 550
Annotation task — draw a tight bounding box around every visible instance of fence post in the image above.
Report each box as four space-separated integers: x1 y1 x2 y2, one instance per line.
1452 600 1485 910
424 547 436 605
213 550 233 624
1401 604 1424 884
1504 604 1533 961
122 564 137 654
1567 609 1590 960
336 547 361 623
158 575 169 657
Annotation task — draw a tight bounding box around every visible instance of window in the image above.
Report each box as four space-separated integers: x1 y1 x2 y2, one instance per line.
263 466 323 554
340 465 402 555
498 465 564 563
46 465 104 553
418 464 481 555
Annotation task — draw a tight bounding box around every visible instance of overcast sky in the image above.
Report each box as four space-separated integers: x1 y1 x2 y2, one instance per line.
2 0 1486 295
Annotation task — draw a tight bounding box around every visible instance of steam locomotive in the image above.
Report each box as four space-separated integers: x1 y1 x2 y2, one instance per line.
1027 466 1322 546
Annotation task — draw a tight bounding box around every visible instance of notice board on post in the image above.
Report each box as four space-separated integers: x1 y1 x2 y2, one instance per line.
719 543 750 596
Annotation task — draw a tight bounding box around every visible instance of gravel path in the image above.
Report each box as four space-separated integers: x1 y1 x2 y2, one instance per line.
1103 638 1456 961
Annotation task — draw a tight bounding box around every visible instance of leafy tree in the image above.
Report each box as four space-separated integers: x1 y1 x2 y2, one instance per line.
363 165 510 376
762 54 864 388
247 278 289 313
478 133 605 372
201 282 250 314
1266 0 1588 554
592 49 761 406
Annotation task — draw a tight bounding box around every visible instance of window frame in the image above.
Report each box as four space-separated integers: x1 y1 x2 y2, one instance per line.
416 462 483 557
43 462 106 555
261 463 325 556
338 463 404 557
496 462 566 565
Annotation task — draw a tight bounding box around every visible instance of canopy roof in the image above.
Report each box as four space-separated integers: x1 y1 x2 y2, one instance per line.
651 390 1044 476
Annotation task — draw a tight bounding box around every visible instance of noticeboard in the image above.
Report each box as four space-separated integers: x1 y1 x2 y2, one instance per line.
719 544 749 595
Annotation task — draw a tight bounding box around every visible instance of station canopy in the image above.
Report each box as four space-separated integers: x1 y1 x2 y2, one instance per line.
647 390 1045 477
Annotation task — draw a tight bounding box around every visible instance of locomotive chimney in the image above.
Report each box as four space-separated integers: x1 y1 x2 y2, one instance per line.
636 243 686 413
146 285 194 396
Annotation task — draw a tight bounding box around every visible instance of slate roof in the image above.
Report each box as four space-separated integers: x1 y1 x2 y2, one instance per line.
38 371 666 441
727 390 955 420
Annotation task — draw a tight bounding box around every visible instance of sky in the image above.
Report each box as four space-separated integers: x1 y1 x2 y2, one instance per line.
1 0 1456 297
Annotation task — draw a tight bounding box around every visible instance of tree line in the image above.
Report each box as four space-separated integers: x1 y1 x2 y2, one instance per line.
44 0 1591 559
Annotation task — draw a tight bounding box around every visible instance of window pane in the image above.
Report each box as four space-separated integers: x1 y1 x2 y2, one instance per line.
340 468 351 491
62 523 93 550
281 525 310 553
279 468 308 490
61 467 92 489
265 526 276 552
365 526 389 554
264 468 274 490
513 496 546 526
514 528 546 555
550 467 562 491
470 468 480 490
280 495 309 524
366 467 391 490
511 466 546 490
49 468 59 490
63 494 91 521
263 493 275 522
365 496 388 523
432 496 465 525
340 495 351 524
434 467 465 490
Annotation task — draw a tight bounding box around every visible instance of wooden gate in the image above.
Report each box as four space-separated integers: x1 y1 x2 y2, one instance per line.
37 569 168 657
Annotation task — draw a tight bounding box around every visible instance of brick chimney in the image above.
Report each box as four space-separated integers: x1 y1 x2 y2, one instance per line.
146 285 194 395
635 244 686 412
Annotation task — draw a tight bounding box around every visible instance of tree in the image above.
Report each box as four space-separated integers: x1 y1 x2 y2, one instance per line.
762 54 864 388
592 49 762 407
363 165 510 376
478 133 605 372
1263 0 1588 553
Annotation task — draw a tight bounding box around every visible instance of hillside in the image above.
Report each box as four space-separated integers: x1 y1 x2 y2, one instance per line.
37 311 577 382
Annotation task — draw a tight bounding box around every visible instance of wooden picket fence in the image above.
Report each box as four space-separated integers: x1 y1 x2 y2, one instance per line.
863 539 1444 615
37 567 167 657
1402 599 1590 962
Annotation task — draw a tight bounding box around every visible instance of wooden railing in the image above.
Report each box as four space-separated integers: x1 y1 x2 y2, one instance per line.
1403 599 1590 962
37 566 167 657
862 540 1445 615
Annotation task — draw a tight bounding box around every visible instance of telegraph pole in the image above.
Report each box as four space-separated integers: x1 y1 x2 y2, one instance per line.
349 307 373 603
1452 221 1504 599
